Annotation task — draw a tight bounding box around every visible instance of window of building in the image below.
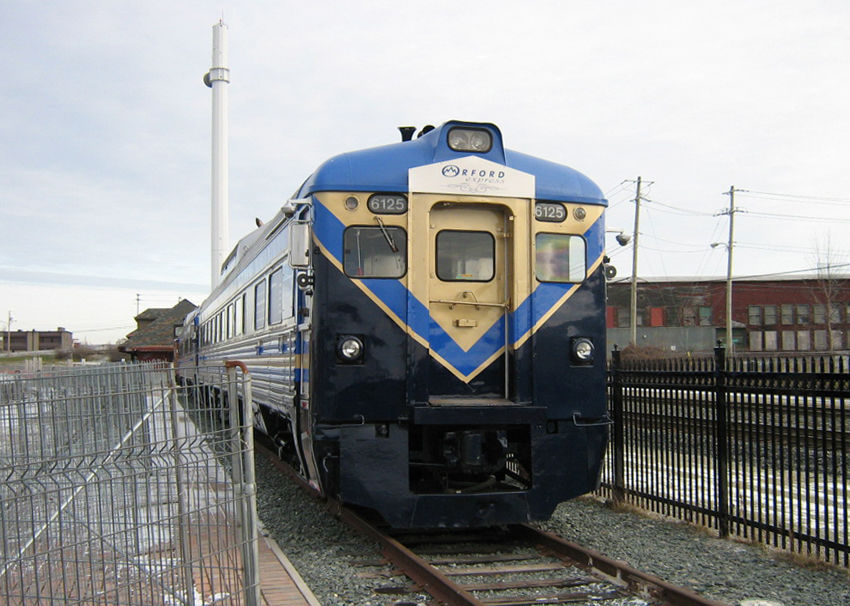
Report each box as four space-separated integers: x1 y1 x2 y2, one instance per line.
831 330 845 350
764 330 778 351
764 305 777 325
617 307 630 328
681 306 695 327
748 305 762 326
813 304 826 324
344 226 407 278
749 331 763 351
796 330 811 351
814 329 828 350
781 330 796 351
254 279 267 330
781 304 794 325
796 304 810 325
698 306 712 326
534 233 586 283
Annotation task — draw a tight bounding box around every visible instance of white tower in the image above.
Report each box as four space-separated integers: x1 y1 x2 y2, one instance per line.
204 21 230 288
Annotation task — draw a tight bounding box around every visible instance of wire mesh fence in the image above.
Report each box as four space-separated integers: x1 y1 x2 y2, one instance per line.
601 348 850 567
0 362 259 605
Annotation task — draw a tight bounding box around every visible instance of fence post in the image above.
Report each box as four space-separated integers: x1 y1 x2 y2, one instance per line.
226 362 260 606
167 365 195 606
714 345 730 538
611 346 625 504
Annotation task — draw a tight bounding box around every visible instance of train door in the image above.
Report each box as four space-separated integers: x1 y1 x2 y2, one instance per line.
426 201 511 400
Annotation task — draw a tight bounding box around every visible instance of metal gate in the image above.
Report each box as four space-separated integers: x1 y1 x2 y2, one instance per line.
0 362 259 605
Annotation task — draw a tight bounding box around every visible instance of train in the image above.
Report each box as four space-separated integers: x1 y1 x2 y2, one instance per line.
177 120 610 528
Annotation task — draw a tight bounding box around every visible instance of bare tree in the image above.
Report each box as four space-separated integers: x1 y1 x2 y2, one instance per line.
811 236 849 352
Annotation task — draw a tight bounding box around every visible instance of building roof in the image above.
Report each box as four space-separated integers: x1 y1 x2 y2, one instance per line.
134 307 171 322
609 273 849 285
122 299 196 352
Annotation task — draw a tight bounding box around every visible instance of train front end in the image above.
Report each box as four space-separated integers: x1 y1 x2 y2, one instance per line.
302 122 609 527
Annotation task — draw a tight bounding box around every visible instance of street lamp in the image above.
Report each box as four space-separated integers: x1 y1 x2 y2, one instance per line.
607 230 631 247
604 229 632 280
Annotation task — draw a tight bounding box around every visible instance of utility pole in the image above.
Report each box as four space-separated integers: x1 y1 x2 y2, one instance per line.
722 186 736 352
629 177 642 346
6 311 12 352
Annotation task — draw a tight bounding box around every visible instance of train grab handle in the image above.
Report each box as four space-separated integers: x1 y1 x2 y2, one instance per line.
571 413 614 427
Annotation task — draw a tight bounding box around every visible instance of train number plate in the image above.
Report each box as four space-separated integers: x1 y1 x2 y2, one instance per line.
535 202 567 222
368 193 408 214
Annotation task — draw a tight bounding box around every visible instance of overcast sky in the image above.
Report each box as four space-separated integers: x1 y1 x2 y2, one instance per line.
2 1 849 344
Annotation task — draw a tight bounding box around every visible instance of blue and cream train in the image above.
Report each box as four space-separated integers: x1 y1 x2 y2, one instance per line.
177 121 610 528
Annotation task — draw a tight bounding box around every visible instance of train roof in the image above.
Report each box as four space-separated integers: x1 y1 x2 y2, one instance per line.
295 121 606 206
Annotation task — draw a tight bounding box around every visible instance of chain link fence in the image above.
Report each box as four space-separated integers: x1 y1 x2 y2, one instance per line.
0 362 259 605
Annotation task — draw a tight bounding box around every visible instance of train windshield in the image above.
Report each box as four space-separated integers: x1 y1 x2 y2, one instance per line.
436 230 495 282
535 233 586 283
343 226 407 278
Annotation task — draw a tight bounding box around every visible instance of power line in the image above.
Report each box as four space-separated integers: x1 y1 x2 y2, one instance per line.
743 210 850 223
735 262 850 280
641 196 716 217
736 189 850 205
74 325 135 333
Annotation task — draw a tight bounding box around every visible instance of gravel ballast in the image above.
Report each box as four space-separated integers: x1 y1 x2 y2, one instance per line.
254 454 849 606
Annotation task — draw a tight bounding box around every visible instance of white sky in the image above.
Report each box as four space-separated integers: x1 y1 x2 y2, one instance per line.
1 1 849 344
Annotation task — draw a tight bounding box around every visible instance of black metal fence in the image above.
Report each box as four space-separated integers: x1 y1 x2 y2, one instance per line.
601 348 849 567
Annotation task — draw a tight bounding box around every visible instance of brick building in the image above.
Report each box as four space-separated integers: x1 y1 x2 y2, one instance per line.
607 276 850 353
2 328 73 353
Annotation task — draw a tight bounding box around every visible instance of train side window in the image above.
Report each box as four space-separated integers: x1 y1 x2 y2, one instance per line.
269 268 283 325
535 233 586 283
343 226 407 278
282 270 294 319
436 231 494 282
254 279 267 330
240 293 247 333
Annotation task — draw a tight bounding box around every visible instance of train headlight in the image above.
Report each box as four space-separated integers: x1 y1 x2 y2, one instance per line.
447 127 492 153
337 335 364 363
571 337 594 364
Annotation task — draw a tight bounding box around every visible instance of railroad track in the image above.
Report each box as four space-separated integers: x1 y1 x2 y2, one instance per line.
256 437 726 605
341 507 727 606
